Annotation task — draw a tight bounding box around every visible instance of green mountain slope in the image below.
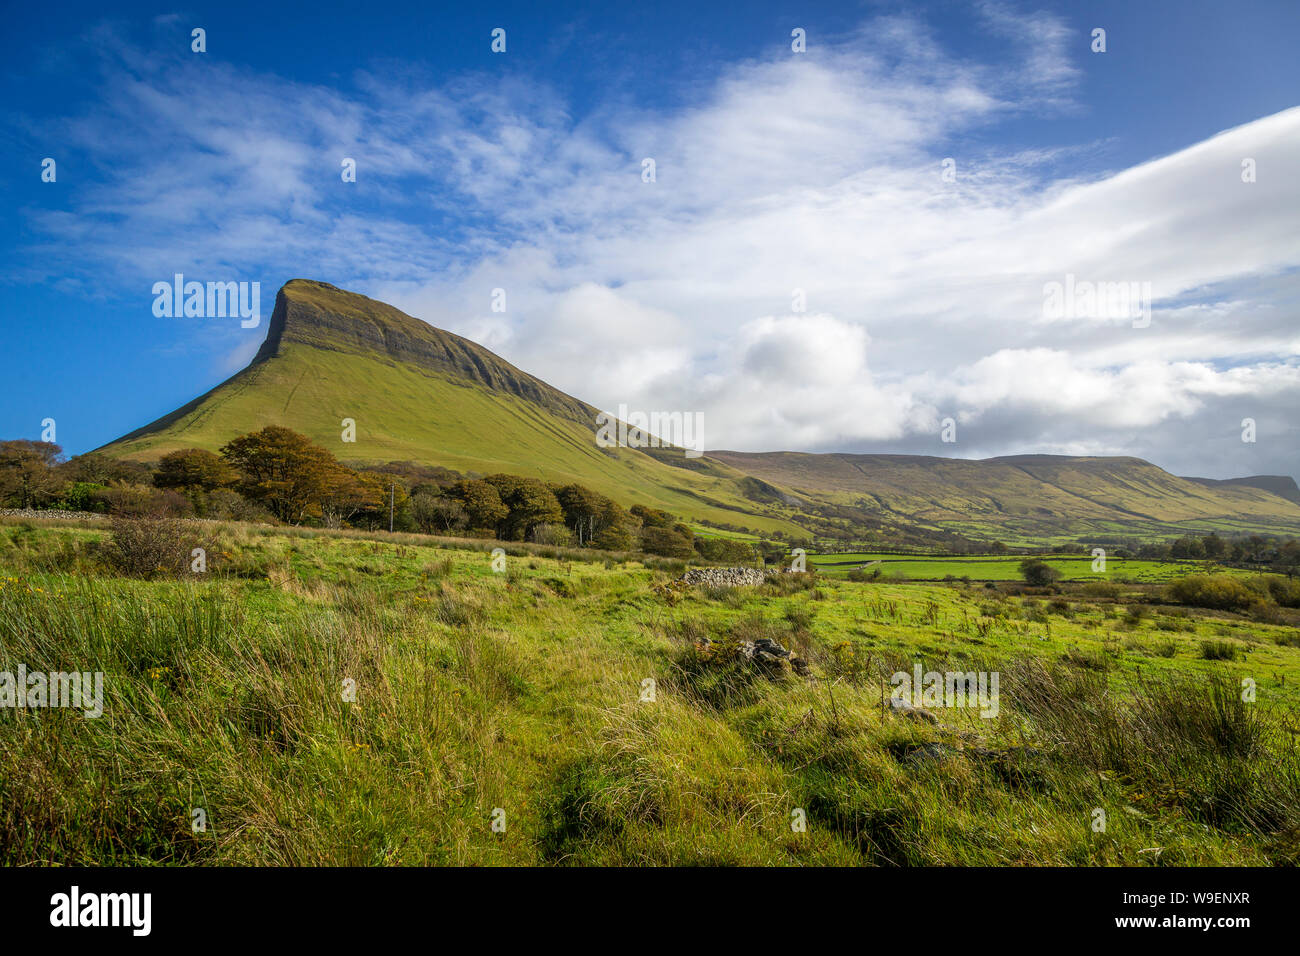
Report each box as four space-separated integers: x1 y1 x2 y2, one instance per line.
707 450 1300 541
104 281 802 535
101 279 1300 545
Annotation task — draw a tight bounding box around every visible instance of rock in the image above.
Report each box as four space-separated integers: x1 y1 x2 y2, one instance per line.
901 741 962 766
888 697 938 724
751 638 791 659
681 567 770 588
696 634 810 677
0 508 105 521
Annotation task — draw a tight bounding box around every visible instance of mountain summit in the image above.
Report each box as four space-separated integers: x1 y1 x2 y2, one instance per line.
101 280 1300 544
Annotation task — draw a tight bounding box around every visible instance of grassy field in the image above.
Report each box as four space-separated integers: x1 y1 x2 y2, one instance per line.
2 516 1299 866
809 552 1260 582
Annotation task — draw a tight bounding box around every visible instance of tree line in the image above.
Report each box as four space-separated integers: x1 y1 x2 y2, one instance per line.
0 429 766 563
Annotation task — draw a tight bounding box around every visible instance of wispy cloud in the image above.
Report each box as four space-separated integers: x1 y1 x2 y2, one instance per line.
10 8 1300 478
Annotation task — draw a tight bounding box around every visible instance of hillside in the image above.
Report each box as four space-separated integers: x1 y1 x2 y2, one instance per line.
1185 474 1300 506
708 450 1300 542
100 280 1300 545
104 280 803 536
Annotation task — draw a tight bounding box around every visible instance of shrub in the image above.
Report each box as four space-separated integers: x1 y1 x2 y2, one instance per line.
1019 558 1062 587
1267 576 1300 608
529 523 573 547
1047 598 1072 616
1078 580 1121 600
1199 640 1239 662
202 487 275 523
105 517 208 578
762 570 816 596
1167 574 1259 612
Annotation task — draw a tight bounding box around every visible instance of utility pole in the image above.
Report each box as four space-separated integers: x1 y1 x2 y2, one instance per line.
389 482 395 533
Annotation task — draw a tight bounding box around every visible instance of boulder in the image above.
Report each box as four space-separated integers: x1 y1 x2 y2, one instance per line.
681 567 770 588
888 697 938 724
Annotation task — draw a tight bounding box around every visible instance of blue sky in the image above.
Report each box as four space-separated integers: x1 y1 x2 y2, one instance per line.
2 0 1298 480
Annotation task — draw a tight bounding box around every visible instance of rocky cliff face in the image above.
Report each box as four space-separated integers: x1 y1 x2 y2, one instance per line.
257 279 596 426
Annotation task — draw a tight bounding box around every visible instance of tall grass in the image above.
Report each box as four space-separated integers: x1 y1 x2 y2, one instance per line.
2 520 1298 866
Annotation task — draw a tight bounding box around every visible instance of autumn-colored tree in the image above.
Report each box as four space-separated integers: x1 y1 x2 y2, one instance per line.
411 491 466 534
630 503 675 529
348 472 410 530
56 452 152 487
0 440 63 508
314 467 376 528
641 525 696 558
154 448 239 491
219 426 342 523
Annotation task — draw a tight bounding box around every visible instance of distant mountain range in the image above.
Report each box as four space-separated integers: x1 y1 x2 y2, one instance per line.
100 280 1300 546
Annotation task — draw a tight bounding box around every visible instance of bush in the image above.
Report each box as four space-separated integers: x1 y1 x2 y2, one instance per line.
529 523 573 547
1200 640 1240 661
1019 558 1062 587
1078 580 1120 600
201 487 275 523
99 483 192 518
641 526 696 558
105 517 209 578
1266 576 1300 608
1167 574 1258 612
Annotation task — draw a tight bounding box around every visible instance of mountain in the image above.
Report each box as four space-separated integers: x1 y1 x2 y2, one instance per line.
708 450 1300 541
100 280 1300 545
105 280 801 536
1184 474 1300 507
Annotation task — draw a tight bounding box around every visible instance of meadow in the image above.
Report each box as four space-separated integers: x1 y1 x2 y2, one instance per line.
807 551 1253 582
2 516 1299 866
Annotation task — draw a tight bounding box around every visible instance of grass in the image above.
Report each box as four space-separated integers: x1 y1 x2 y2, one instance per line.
2 518 1299 866
810 551 1269 583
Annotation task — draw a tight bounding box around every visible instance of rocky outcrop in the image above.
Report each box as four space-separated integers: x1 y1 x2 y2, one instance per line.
0 508 105 521
693 634 811 677
680 567 770 587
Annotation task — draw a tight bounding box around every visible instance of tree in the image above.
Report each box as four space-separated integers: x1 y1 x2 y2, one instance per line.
317 468 386 529
411 491 466 534
695 536 760 564
57 452 152 487
1200 533 1227 560
642 526 696 558
219 426 342 523
0 440 63 508
449 479 509 533
1170 535 1206 560
631 504 675 529
1019 558 1062 587
154 448 238 491
346 472 410 531
484 474 563 540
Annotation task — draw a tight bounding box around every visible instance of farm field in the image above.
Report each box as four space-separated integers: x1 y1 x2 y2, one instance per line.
2 516 1299 866
808 551 1259 583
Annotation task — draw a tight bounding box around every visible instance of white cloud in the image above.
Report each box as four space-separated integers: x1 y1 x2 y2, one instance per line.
15 10 1300 478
